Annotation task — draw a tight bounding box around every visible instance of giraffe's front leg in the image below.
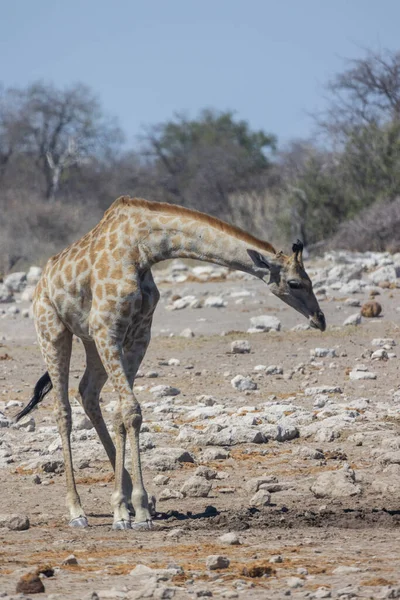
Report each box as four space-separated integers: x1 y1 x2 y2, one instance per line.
93 329 152 530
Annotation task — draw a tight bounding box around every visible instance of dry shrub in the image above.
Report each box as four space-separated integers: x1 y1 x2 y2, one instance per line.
0 190 102 274
330 197 400 252
226 190 289 249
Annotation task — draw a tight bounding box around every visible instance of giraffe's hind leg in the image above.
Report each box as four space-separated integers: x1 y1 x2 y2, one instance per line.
35 297 87 527
77 341 133 518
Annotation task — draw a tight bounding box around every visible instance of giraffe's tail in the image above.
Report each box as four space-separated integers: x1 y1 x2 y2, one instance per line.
14 372 53 422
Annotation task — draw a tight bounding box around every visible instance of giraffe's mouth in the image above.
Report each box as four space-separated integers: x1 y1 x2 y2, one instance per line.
309 311 326 332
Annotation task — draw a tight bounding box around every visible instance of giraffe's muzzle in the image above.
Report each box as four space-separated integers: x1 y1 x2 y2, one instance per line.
310 310 326 332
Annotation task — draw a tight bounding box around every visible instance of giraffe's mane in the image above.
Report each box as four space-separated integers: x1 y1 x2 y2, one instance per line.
105 196 276 255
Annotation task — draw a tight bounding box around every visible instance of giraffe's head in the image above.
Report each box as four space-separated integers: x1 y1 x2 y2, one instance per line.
247 240 326 331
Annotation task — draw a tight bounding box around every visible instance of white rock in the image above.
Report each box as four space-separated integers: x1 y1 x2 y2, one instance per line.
21 285 36 302
250 489 271 507
27 265 42 285
158 488 185 501
265 365 283 375
310 348 337 358
218 532 241 545
231 375 257 391
150 385 180 397
343 313 362 326
304 385 342 396
231 340 251 354
180 476 212 497
4 272 27 292
180 328 195 338
0 284 14 303
0 514 30 530
205 296 227 308
168 358 181 366
369 265 400 284
371 349 388 360
249 315 281 332
310 468 361 498
245 476 278 494
206 555 230 570
371 338 396 347
349 370 377 380
253 364 267 372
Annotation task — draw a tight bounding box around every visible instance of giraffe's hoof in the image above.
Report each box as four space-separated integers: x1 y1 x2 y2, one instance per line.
69 516 88 528
132 519 153 531
112 520 132 530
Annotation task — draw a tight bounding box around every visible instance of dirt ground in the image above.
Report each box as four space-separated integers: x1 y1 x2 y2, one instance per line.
1 265 400 599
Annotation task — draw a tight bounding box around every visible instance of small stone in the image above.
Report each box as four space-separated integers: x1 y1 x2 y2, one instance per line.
168 358 181 366
180 476 212 498
16 571 45 594
231 375 257 391
361 301 382 318
32 474 41 485
206 555 230 570
180 328 195 338
371 349 388 360
205 296 227 308
150 385 181 397
265 365 283 375
154 474 170 486
218 532 241 545
286 576 304 588
0 513 30 530
194 466 217 480
310 348 337 358
62 554 78 565
201 448 230 461
314 587 331 598
269 555 283 563
159 488 185 501
167 527 185 540
349 369 377 380
231 340 251 354
250 490 271 507
248 315 281 332
343 313 362 326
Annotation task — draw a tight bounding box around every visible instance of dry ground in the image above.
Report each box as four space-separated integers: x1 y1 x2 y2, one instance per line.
1 271 400 599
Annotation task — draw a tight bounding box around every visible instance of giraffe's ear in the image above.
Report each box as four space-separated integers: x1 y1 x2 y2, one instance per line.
247 249 280 271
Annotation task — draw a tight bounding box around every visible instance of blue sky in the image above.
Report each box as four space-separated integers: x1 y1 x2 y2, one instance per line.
1 0 400 147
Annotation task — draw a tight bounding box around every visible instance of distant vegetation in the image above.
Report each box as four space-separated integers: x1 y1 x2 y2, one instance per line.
1 47 400 272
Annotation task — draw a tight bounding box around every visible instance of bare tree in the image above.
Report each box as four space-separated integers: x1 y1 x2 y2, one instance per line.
319 49 400 142
0 82 123 200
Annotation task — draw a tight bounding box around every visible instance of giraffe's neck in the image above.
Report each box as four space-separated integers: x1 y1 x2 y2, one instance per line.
125 200 276 278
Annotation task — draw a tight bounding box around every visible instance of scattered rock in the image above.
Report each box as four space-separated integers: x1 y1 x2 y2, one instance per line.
206 555 230 570
248 315 281 332
62 554 78 565
310 348 337 358
250 489 271 507
361 301 382 318
205 296 227 308
231 340 251 354
150 385 181 397
16 571 45 594
218 532 241 545
180 476 212 498
0 513 30 530
159 488 185 501
4 271 27 292
230 375 257 391
343 313 362 326
180 328 195 338
310 467 361 498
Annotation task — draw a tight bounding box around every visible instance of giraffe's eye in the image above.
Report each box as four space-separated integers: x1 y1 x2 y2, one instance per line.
288 280 303 290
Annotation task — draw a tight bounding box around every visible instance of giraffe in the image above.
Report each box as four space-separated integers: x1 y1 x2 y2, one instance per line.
15 196 326 530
